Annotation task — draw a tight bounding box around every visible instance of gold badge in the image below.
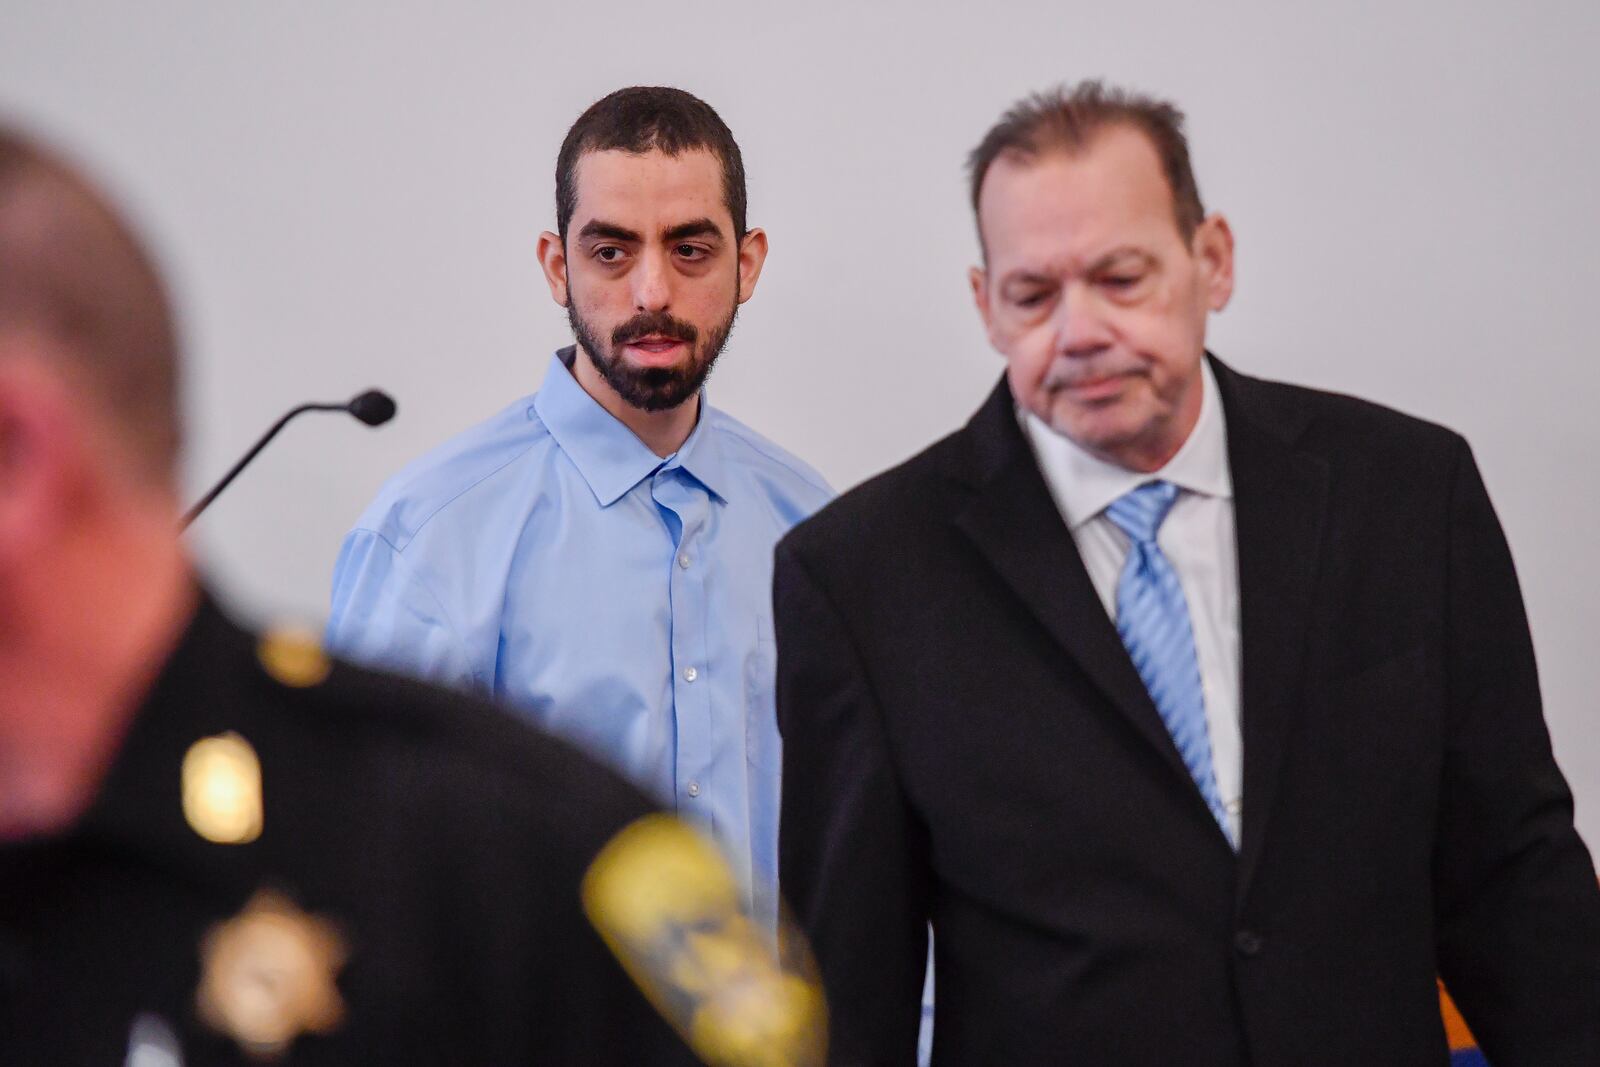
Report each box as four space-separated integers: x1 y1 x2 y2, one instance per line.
183 733 263 845
197 890 346 1060
257 628 331 688
582 815 827 1067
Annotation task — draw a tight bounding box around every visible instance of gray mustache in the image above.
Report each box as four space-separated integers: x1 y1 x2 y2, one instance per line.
1043 362 1144 389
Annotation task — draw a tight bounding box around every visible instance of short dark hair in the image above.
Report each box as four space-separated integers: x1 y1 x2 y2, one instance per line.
556 87 747 241
967 80 1205 244
0 126 180 481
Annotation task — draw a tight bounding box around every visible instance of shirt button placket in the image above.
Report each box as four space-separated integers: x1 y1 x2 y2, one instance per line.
667 479 714 821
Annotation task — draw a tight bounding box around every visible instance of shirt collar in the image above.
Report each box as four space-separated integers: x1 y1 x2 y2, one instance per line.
666 410 731 504
1020 358 1232 530
534 347 725 506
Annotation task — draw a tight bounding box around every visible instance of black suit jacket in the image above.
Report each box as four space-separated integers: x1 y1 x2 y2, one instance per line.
774 357 1600 1066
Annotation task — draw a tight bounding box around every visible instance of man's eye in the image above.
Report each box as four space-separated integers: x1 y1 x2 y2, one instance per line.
1101 274 1141 289
1012 291 1050 308
675 244 706 260
595 246 624 263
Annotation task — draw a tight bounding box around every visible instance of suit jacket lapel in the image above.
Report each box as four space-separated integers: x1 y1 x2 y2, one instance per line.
951 379 1204 798
1212 358 1329 900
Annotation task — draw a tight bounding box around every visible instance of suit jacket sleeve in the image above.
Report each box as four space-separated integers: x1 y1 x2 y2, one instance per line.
775 537 929 1065
1433 438 1600 1064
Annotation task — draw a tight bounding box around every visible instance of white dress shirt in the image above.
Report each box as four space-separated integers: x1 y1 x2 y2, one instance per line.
1019 361 1243 845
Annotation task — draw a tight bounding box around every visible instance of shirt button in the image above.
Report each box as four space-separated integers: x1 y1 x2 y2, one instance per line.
1226 798 1243 817
687 781 701 798
683 666 698 683
678 553 691 569
1234 930 1263 958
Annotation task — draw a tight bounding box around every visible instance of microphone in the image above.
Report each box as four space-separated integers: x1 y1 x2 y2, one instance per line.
347 389 397 427
180 389 397 530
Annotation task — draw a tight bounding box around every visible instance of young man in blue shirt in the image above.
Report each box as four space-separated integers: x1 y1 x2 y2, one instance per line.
328 87 831 926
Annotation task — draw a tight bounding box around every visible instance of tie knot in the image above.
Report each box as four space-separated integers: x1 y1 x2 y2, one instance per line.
1105 481 1180 544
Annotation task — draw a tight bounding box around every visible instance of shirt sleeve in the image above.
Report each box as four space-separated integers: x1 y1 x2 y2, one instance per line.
326 527 484 692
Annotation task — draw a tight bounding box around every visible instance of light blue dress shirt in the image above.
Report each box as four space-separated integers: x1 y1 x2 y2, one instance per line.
327 349 832 923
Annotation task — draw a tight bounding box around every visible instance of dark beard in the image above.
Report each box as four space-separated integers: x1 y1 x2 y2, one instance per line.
568 300 737 413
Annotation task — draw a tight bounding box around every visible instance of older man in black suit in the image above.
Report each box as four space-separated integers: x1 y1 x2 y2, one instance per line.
774 81 1600 1066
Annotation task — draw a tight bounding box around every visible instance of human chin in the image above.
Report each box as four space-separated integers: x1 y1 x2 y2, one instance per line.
600 348 702 412
1047 391 1152 454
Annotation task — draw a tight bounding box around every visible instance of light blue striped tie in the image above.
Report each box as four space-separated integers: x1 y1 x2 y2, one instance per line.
1106 481 1232 842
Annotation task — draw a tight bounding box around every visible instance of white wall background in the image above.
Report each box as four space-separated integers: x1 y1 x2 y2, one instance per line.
3 1 1597 844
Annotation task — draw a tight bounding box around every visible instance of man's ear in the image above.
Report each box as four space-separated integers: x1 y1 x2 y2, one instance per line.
0 356 83 564
736 227 769 304
969 264 1002 353
536 230 570 307
1193 214 1235 313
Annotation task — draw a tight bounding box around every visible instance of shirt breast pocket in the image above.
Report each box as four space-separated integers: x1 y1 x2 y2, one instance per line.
745 616 781 775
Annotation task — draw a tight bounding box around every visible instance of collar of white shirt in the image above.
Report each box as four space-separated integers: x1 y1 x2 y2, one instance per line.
1019 358 1233 530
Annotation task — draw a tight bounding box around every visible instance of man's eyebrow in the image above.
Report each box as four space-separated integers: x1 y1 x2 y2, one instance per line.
662 218 725 243
577 220 642 243
999 269 1060 288
1087 247 1155 272
997 247 1155 288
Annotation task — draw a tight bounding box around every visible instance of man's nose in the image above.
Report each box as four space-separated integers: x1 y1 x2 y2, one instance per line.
1054 283 1114 358
631 249 673 312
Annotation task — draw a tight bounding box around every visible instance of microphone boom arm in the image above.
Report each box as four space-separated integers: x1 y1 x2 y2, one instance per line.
180 401 357 530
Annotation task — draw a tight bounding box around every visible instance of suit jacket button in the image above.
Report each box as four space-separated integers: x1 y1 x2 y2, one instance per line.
1234 930 1263 958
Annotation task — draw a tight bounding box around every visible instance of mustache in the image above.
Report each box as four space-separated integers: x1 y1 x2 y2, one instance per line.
1042 357 1147 390
611 311 698 347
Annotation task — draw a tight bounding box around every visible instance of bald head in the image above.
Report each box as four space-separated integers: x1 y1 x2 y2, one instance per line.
0 127 180 483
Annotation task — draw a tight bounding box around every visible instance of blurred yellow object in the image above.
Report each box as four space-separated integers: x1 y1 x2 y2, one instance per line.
582 814 827 1067
182 732 263 845
257 628 331 688
197 889 346 1059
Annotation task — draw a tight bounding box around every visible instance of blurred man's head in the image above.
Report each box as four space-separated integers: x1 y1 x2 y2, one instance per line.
966 82 1235 473
537 87 767 418
0 126 193 838
0 129 181 487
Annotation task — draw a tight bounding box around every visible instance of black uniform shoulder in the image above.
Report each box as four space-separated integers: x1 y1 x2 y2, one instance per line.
227 622 655 877
292 652 652 841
